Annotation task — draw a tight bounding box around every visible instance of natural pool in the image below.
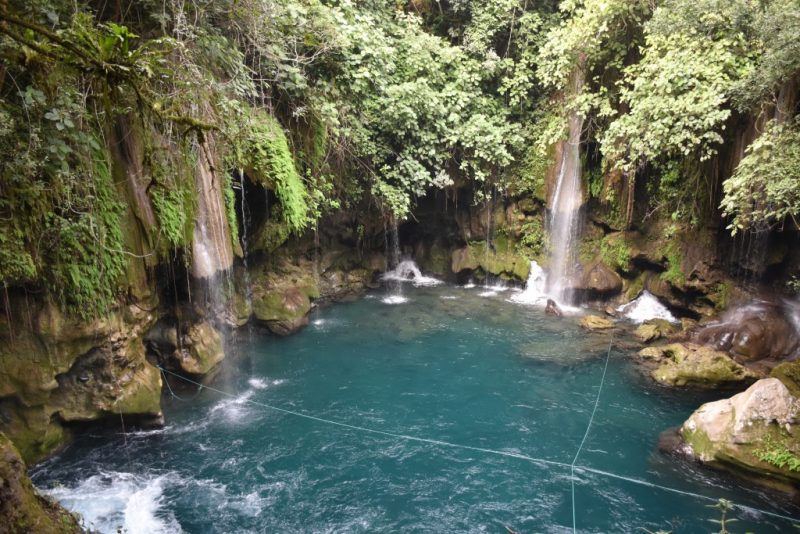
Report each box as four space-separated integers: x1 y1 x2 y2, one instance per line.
32 285 800 533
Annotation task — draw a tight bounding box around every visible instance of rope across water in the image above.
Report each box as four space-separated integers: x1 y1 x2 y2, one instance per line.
156 365 799 526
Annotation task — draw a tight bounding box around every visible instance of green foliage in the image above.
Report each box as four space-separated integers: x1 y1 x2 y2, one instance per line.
602 1 753 169
232 110 310 233
661 242 685 286
44 151 126 316
516 218 546 260
755 433 800 472
599 235 631 271
721 119 800 233
150 184 193 249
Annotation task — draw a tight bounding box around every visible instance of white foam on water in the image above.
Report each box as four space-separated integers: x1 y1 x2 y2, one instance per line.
381 260 443 287
440 295 459 300
617 291 677 323
382 295 409 305
479 290 499 297
510 260 548 306
510 261 582 314
248 378 269 390
208 390 255 420
42 471 181 534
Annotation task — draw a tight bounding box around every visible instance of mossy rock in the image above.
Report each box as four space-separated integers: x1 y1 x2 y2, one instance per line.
680 378 800 484
639 343 759 387
580 315 615 331
633 320 676 344
451 237 530 282
0 432 83 533
177 322 225 376
770 361 800 397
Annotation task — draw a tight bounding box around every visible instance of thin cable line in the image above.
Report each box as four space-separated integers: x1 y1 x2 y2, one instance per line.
571 334 614 533
155 365 799 525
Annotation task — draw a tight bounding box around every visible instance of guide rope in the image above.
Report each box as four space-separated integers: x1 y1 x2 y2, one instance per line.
156 365 799 525
570 334 613 533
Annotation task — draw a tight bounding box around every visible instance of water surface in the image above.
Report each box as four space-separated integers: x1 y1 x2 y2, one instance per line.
32 285 800 533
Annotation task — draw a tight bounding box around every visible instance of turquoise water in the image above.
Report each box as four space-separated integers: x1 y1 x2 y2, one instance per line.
32 285 799 533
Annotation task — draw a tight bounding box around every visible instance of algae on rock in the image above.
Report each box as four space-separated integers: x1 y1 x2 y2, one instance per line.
638 343 759 387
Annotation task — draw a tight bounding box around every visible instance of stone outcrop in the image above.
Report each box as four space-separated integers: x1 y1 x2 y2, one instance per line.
637 343 759 387
633 320 676 344
575 260 623 299
580 315 615 331
692 299 800 363
0 302 162 463
145 319 225 375
680 378 800 483
451 237 531 282
0 433 83 534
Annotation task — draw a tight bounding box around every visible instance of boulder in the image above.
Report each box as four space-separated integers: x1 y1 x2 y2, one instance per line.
637 343 759 387
450 237 530 282
680 378 800 483
579 260 623 298
580 315 615 331
177 322 225 375
252 287 312 336
0 302 162 462
0 432 83 533
633 320 676 344
693 300 800 362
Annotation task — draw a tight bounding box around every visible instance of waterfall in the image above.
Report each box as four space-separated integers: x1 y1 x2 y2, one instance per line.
545 69 585 305
389 216 401 270
192 140 234 280
238 171 254 331
484 188 493 287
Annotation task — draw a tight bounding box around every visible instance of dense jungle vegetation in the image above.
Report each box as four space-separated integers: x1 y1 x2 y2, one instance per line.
1 0 799 313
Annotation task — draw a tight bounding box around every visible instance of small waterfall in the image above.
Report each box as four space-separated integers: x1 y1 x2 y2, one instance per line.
511 260 548 304
192 141 234 280
191 139 235 328
484 188 493 287
617 291 677 324
238 171 254 335
389 216 401 270
546 92 584 304
382 260 443 287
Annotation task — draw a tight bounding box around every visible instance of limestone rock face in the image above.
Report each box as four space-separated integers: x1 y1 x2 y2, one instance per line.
0 432 83 534
633 320 676 344
0 302 162 463
253 286 312 336
450 238 530 282
637 343 759 387
680 378 800 482
577 260 623 298
580 315 615 331
178 322 225 375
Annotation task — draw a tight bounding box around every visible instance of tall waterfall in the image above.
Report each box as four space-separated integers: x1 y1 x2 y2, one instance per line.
546 69 585 304
192 140 234 280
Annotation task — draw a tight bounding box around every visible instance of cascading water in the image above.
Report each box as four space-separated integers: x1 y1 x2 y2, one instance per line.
191 139 235 326
546 76 585 304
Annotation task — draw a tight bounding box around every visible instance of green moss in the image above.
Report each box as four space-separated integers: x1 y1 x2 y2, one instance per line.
238 112 309 233
682 427 715 460
711 281 732 311
770 361 800 397
599 234 631 272
660 241 685 285
0 432 82 533
454 238 530 281
515 217 546 261
45 148 127 318
754 431 800 472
